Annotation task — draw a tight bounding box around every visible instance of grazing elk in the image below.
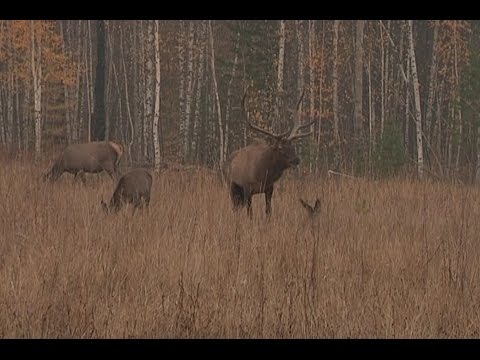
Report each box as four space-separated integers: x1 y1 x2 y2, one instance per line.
225 88 316 218
43 141 124 184
101 168 152 214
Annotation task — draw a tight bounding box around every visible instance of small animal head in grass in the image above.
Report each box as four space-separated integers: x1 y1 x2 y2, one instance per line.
299 198 321 217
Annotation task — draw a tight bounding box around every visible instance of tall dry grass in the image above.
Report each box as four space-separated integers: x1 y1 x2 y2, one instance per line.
1 157 480 338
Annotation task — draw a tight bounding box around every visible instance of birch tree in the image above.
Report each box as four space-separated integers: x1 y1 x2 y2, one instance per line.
274 20 286 133
208 20 224 166
354 20 365 153
407 20 424 180
153 20 161 170
332 20 340 167
31 21 42 156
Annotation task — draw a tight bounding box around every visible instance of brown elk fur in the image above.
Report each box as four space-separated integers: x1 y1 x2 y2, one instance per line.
225 88 315 218
101 168 152 214
43 141 124 184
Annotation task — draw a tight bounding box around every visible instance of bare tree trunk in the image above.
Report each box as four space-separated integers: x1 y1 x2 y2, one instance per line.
315 21 325 172
475 124 480 183
144 20 154 162
297 20 305 100
183 21 195 162
333 20 340 167
86 20 93 142
224 28 240 162
178 20 186 161
92 20 106 141
208 20 224 166
73 37 82 143
6 72 13 146
380 21 385 138
0 89 4 146
23 82 30 151
31 21 42 157
308 20 316 172
407 20 424 180
453 28 462 175
59 21 72 145
405 55 410 159
192 22 207 163
354 20 365 145
296 20 305 168
132 21 141 163
275 20 286 133
425 20 438 142
119 25 134 163
368 53 373 169
153 20 161 170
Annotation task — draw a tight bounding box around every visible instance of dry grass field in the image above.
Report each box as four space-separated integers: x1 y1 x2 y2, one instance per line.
1 155 480 338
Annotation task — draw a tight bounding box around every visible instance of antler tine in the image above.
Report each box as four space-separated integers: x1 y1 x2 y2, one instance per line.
287 89 314 140
287 118 318 141
242 87 283 139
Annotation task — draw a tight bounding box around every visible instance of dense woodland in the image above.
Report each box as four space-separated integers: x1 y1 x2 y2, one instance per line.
1 20 479 182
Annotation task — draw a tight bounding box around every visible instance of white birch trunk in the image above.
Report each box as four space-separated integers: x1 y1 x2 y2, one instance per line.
333 20 340 143
153 20 161 170
407 20 424 180
31 21 42 157
208 20 224 165
308 20 316 172
178 20 186 159
119 25 134 162
405 41 410 151
86 20 93 142
453 28 462 173
425 20 438 138
224 29 240 162
6 72 13 145
144 20 154 161
193 21 207 162
183 21 195 161
275 20 286 133
354 20 365 143
476 125 480 183
368 54 373 163
23 81 31 151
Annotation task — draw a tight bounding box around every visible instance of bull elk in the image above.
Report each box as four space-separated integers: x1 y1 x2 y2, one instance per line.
225 88 316 218
101 168 152 214
43 141 124 184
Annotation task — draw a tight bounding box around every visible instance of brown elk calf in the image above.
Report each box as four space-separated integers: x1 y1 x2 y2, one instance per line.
101 168 152 214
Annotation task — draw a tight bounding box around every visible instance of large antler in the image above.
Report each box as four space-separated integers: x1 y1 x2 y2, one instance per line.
241 88 285 140
286 89 317 141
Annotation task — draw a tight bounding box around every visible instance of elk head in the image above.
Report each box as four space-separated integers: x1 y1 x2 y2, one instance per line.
241 87 316 166
300 198 321 216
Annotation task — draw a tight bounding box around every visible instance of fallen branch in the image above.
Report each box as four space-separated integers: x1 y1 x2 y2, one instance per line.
327 169 357 179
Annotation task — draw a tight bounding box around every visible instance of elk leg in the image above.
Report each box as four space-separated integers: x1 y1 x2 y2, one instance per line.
74 170 87 185
265 186 273 216
245 190 253 219
45 163 63 182
230 183 244 210
104 165 116 182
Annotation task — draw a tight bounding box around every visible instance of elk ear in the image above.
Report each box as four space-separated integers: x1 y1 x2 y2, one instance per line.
313 198 321 213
